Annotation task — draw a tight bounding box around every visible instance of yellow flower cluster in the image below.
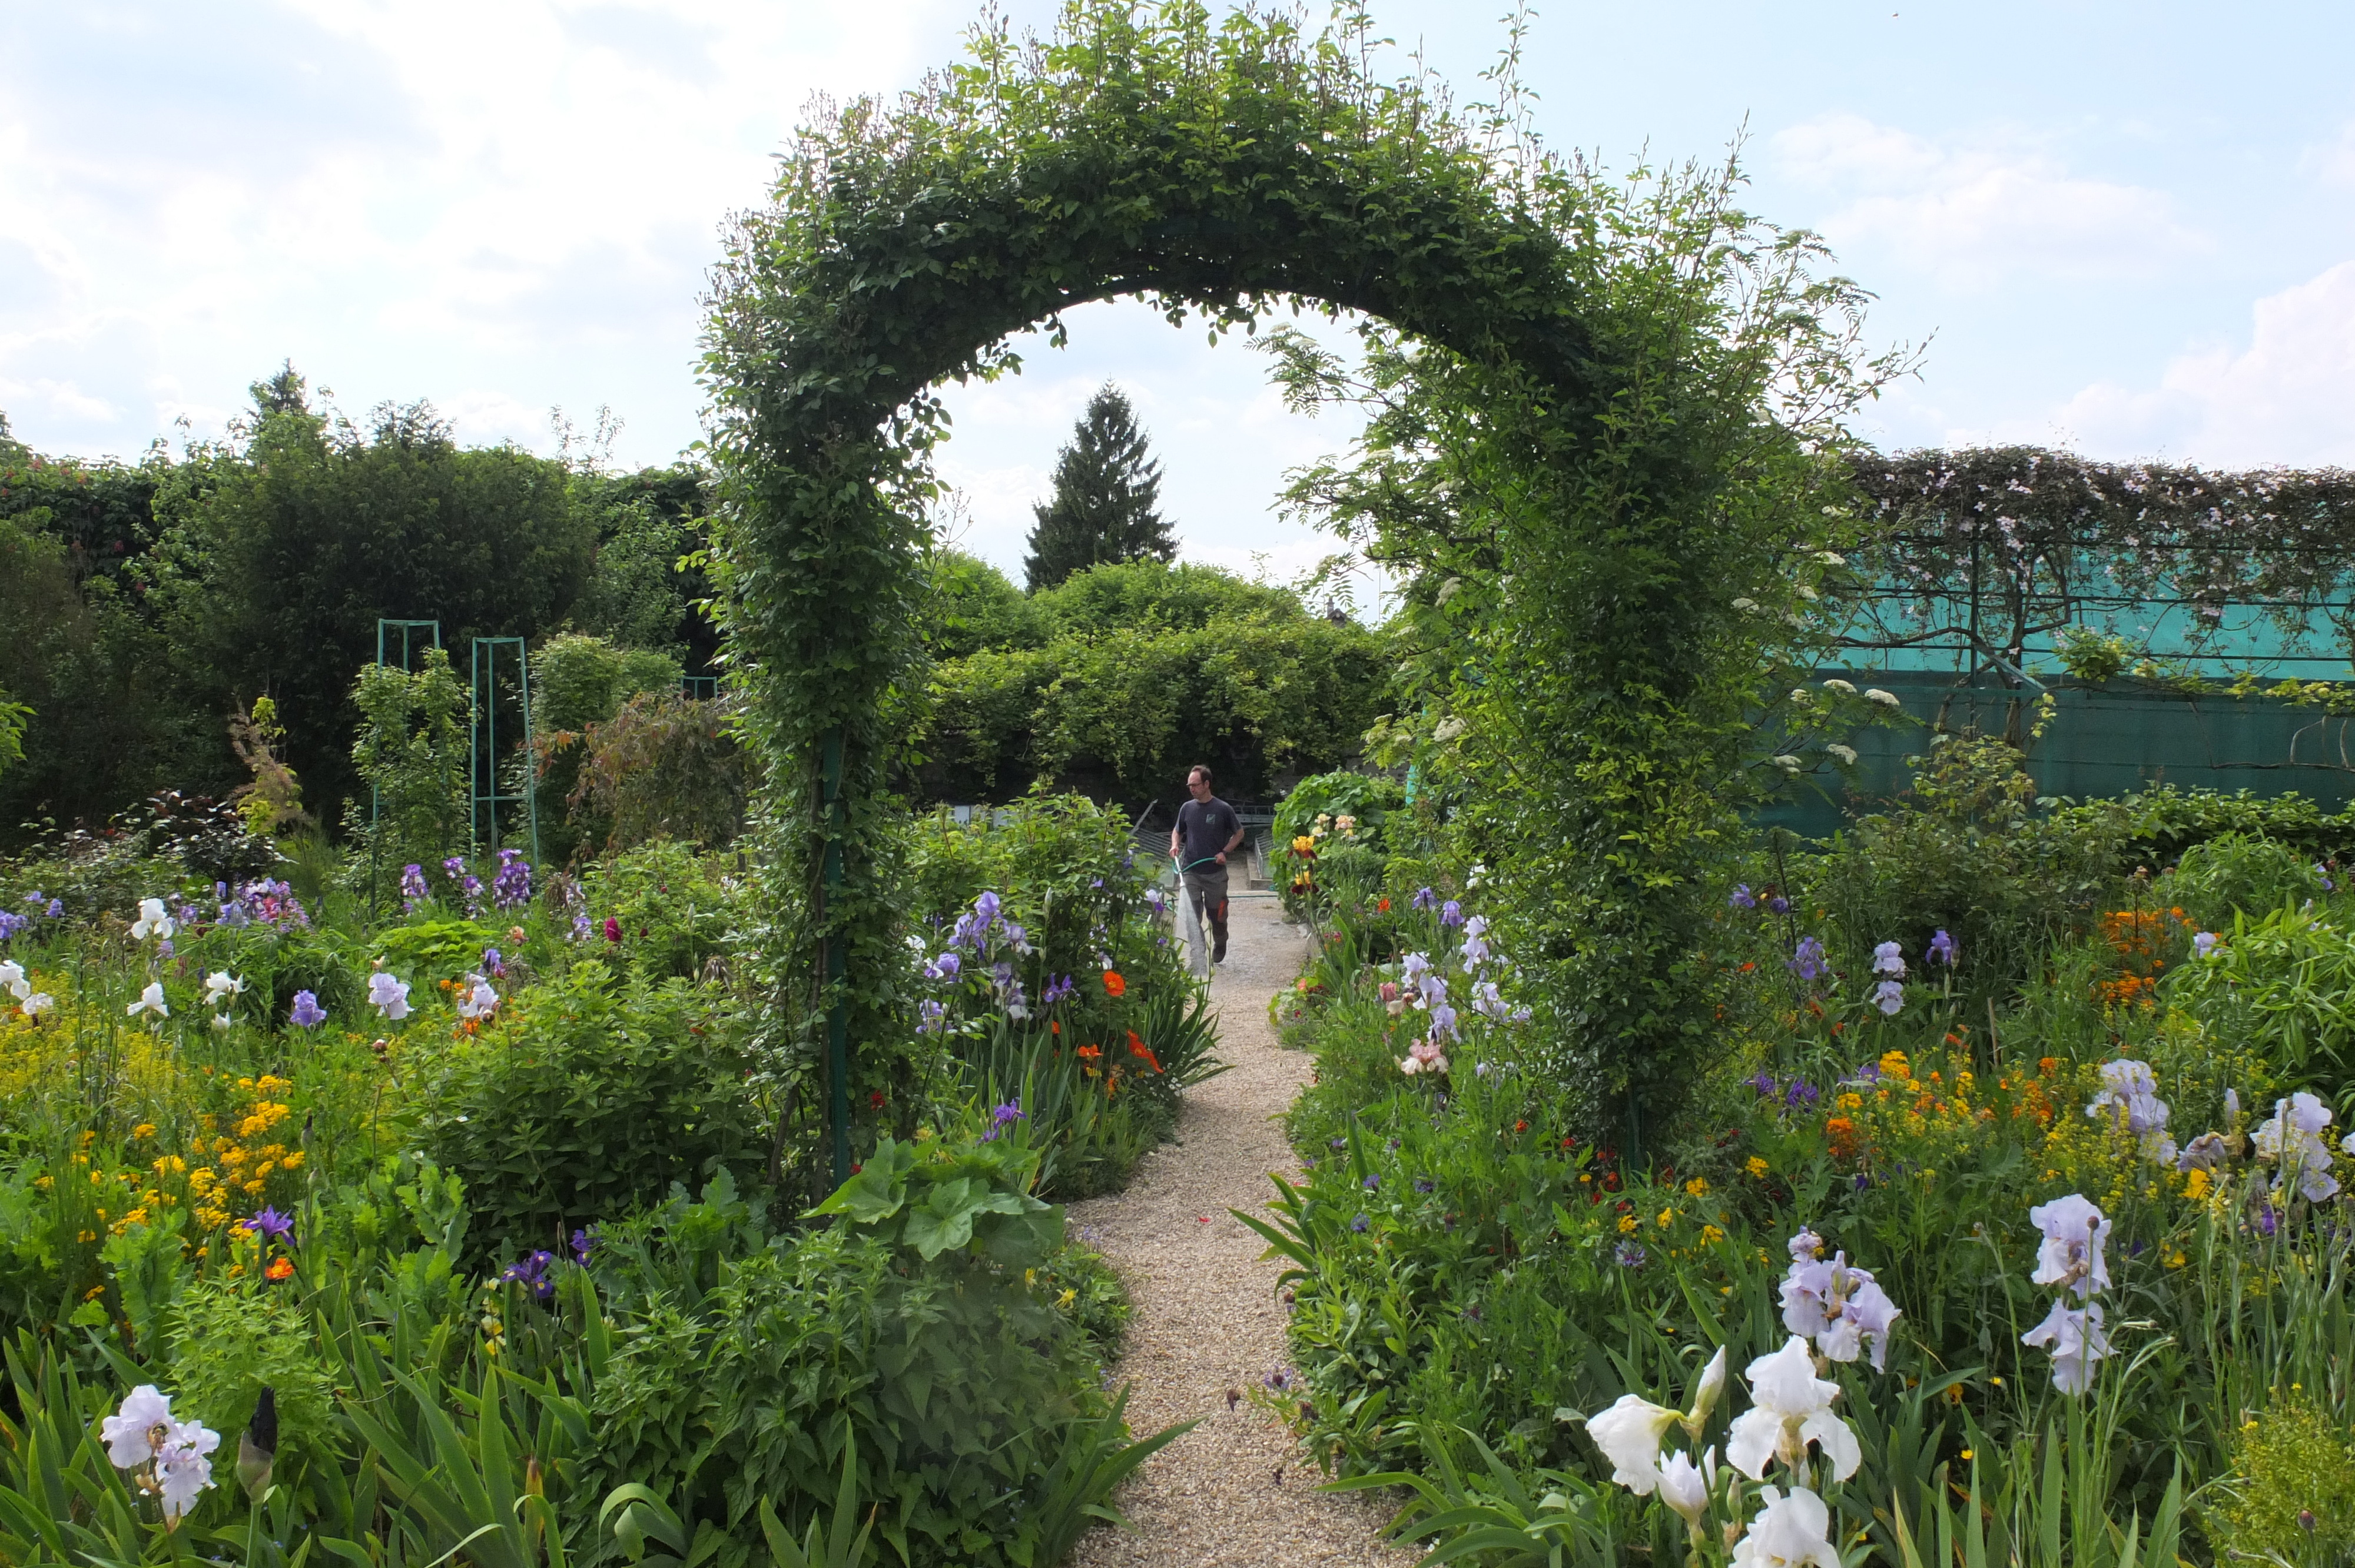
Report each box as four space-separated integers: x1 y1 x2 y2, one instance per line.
184 1076 304 1230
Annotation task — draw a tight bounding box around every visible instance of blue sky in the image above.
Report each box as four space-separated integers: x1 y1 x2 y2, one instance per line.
5 1 2353 584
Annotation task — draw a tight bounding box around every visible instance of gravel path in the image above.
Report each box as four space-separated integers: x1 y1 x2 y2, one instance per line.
1066 893 1417 1568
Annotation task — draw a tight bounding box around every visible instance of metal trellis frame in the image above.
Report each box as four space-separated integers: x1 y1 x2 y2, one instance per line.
369 620 443 913
470 637 539 864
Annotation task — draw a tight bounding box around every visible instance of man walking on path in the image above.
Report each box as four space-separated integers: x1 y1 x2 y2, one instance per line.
1170 764 1244 965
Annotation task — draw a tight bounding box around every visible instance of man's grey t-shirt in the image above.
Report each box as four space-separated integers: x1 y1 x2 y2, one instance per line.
1175 797 1240 872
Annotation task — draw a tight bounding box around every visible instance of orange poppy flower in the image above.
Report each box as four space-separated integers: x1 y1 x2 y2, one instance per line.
265 1256 294 1282
1127 1030 1162 1072
1077 1044 1102 1060
1102 971 1126 998
1378 898 1391 912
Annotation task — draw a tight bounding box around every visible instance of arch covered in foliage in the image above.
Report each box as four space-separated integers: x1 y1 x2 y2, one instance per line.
706 2 1875 1168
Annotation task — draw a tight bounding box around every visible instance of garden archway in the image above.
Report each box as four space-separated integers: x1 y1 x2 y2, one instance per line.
708 4 1823 1176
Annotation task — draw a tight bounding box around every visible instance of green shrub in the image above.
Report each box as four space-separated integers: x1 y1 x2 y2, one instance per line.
2166 830 2327 926
582 838 741 982
1273 770 1404 853
414 961 765 1255
2046 784 2355 870
341 649 470 881
2165 904 2355 1114
2215 1388 2355 1565
583 1147 1146 1568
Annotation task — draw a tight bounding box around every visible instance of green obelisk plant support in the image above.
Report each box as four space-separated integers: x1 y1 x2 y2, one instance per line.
704 0 1894 1167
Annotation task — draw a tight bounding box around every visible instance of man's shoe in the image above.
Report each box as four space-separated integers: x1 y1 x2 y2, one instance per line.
1212 941 1227 964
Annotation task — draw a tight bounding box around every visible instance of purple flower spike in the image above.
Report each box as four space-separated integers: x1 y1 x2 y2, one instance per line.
1746 1072 1779 1097
1783 1080 1819 1108
570 1227 596 1264
981 1101 1025 1142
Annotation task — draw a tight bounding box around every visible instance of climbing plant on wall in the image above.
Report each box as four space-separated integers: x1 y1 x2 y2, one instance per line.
704 0 1898 1160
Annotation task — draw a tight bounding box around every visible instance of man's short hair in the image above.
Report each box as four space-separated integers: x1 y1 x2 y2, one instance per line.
1188 763 1213 786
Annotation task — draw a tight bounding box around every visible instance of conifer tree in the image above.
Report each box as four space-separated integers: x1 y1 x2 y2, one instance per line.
1022 384 1176 590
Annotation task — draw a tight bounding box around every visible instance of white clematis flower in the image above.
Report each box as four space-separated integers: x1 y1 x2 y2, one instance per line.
1584 1394 1683 1495
2254 1092 2340 1203
101 1384 176 1469
1730 1484 1841 1568
2021 1300 2113 1396
1659 1447 1713 1531
367 971 412 1022
1726 1337 1860 1482
2028 1194 2111 1300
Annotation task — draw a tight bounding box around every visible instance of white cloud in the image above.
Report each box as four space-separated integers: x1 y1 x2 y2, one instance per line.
0 0 943 463
1772 112 2207 290
2039 260 2355 467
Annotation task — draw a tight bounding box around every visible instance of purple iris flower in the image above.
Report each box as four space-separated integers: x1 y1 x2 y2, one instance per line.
1783 1080 1820 1108
44 899 62 919
1413 1178 1435 1194
981 1101 1025 1142
924 952 962 982
400 863 429 911
1730 885 1757 909
570 1227 597 1264
442 856 466 882
492 849 533 910
1788 936 1827 981
1411 887 1438 911
482 947 506 979
500 1250 558 1303
1350 1214 1370 1233
1767 895 1790 913
1929 929 1959 967
288 991 326 1029
241 1207 294 1242
1362 1174 1381 1190
1746 1072 1779 1097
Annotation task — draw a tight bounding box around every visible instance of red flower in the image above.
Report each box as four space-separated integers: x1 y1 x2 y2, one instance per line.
603 916 622 944
869 1089 886 1109
1077 1044 1102 1060
1377 898 1391 912
1127 1030 1162 1072
265 1256 294 1282
1101 971 1126 998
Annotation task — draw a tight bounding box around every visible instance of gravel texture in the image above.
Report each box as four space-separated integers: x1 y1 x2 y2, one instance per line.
1065 893 1417 1567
